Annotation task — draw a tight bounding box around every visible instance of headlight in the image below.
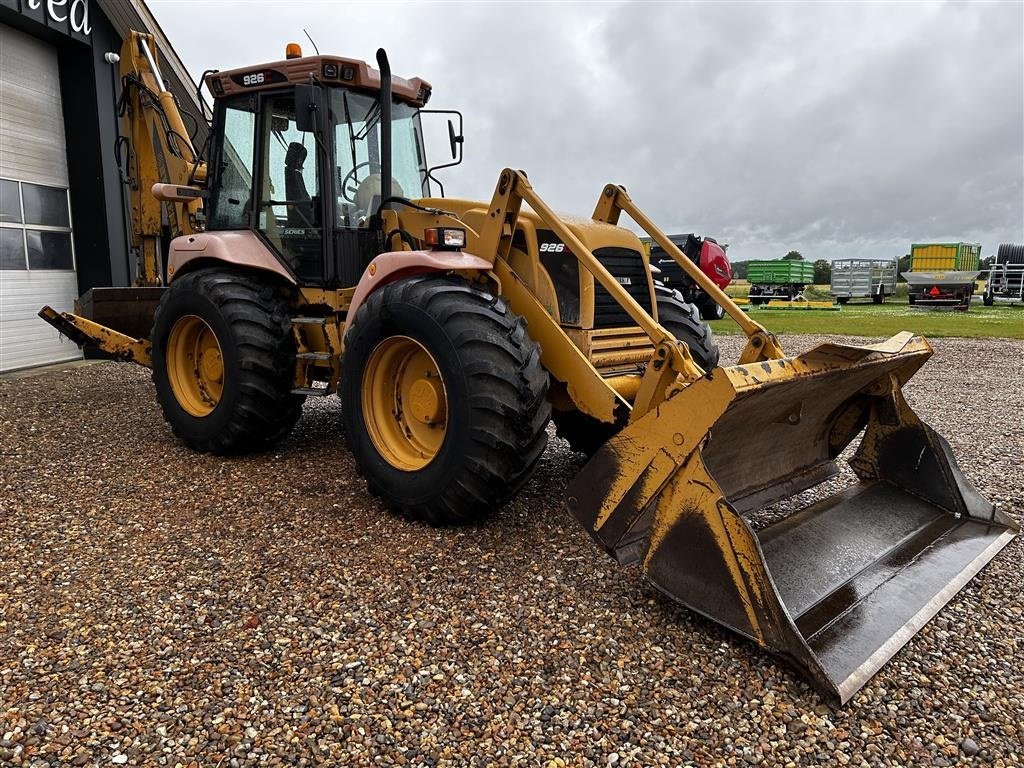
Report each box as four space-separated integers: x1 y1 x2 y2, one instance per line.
424 227 466 250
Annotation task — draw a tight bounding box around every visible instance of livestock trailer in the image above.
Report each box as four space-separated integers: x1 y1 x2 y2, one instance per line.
830 259 897 304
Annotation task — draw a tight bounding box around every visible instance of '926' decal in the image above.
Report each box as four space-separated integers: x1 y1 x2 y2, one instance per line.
539 242 566 253
230 69 288 88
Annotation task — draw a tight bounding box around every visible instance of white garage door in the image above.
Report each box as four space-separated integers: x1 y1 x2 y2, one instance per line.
0 23 81 372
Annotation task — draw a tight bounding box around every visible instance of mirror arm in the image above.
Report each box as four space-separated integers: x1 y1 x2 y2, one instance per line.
416 108 465 194
423 170 446 198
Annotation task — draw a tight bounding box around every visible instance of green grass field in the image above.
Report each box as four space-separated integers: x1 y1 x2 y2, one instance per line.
709 297 1024 339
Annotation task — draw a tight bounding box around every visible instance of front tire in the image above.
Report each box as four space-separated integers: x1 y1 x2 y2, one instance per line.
342 276 550 525
151 269 304 454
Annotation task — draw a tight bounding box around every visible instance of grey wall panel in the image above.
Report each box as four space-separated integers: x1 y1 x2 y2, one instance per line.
0 23 68 185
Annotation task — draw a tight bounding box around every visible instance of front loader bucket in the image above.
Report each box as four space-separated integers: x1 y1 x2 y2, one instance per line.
567 333 1017 703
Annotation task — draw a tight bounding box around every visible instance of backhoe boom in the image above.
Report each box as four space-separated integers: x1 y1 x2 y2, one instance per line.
117 31 207 285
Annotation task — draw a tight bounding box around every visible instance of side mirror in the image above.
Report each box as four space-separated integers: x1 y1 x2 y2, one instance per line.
447 119 463 160
417 109 464 197
295 84 321 133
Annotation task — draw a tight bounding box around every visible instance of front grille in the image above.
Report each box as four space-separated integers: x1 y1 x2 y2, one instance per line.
592 247 653 328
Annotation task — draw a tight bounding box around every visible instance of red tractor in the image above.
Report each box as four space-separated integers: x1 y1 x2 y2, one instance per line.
649 234 732 319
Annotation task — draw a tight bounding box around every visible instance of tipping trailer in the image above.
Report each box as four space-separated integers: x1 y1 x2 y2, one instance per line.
983 244 1024 305
830 259 897 304
746 259 816 304
37 32 1017 705
904 243 981 310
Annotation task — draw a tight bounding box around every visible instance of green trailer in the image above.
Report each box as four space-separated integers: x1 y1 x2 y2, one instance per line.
747 260 816 304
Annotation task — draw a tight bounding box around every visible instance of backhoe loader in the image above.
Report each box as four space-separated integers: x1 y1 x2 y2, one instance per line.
41 32 1017 704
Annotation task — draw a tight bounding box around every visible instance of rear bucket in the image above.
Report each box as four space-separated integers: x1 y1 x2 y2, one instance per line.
567 333 1017 703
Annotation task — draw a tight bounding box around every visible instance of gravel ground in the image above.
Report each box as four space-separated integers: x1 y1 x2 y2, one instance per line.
1 334 1021 767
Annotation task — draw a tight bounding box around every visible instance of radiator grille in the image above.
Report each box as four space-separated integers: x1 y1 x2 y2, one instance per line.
592 247 653 328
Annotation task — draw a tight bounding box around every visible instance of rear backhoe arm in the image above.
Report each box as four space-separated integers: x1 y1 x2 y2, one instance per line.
117 31 207 285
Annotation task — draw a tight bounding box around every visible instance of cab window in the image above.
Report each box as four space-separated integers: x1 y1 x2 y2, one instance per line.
257 93 323 278
208 96 256 230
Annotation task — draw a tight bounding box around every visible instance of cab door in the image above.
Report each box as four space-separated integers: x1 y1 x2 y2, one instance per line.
253 90 326 282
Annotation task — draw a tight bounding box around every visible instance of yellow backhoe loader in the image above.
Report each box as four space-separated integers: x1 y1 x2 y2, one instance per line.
41 32 1017 704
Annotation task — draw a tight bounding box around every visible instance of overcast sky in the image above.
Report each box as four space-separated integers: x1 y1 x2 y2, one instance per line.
151 0 1023 262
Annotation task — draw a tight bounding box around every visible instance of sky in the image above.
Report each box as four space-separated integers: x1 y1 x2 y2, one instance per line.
150 0 1024 262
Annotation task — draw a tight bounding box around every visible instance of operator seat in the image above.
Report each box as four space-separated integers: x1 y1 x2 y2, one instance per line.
284 142 315 228
354 174 404 222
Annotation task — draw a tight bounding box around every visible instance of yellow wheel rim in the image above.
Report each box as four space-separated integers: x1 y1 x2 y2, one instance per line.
361 335 448 471
166 314 224 417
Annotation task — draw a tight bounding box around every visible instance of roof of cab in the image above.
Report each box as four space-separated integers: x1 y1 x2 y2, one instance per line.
205 54 431 107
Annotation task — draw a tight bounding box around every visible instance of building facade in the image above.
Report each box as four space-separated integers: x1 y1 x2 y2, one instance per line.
0 0 202 371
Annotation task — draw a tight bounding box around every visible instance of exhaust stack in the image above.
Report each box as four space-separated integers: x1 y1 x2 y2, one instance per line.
376 48 392 213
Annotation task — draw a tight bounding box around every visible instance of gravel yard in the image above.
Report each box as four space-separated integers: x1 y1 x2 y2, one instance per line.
1 334 1021 767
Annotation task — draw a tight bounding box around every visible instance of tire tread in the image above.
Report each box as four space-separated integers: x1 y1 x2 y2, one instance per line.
343 276 550 525
152 269 303 455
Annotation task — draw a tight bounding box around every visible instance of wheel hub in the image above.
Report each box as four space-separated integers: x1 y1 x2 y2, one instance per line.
362 336 448 471
166 314 224 418
408 375 445 425
199 347 224 383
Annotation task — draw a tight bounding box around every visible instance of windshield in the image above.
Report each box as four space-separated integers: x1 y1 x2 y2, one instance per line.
330 89 428 227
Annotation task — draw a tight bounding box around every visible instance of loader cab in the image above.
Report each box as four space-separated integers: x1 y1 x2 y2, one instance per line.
203 52 447 288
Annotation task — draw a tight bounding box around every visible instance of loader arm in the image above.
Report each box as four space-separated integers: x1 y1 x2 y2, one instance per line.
475 170 785 421
476 170 710 421
592 184 786 365
117 31 207 286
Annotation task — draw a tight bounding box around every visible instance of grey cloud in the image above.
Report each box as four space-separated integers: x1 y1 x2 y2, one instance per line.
152 0 1023 261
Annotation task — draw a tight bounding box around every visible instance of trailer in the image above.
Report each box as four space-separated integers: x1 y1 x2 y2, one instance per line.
829 259 897 304
903 243 981 310
983 244 1024 305
746 259 815 305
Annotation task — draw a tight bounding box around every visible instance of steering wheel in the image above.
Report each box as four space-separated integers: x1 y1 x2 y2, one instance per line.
338 161 382 203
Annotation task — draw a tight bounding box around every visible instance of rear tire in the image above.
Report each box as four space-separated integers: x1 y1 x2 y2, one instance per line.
342 275 550 525
837 296 850 305
983 292 994 306
151 269 304 454
555 289 718 457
